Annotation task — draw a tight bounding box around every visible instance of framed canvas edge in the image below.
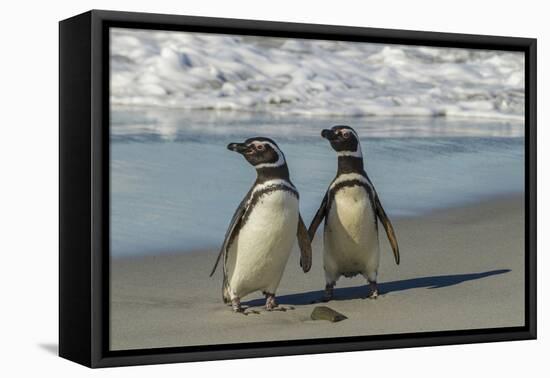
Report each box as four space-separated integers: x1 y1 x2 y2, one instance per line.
526 37 537 341
59 9 537 368
59 11 93 367
93 329 535 368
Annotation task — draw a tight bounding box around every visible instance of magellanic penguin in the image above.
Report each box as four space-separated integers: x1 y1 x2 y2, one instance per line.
308 125 400 301
210 137 312 313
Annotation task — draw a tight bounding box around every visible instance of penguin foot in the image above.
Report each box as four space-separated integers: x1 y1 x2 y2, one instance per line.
323 283 335 302
231 302 261 315
268 305 295 312
234 309 261 316
367 281 379 299
231 297 244 313
265 293 278 311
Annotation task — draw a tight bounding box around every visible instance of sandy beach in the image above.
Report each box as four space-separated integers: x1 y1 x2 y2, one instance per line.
110 195 525 351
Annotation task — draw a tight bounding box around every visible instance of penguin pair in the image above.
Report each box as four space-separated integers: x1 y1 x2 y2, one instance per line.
210 126 400 313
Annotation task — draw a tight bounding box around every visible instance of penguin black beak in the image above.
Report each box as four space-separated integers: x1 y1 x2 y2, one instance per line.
227 142 249 154
321 129 337 141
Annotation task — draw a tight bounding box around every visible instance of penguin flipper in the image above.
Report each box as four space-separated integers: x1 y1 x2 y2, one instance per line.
297 214 312 273
308 192 328 242
374 194 400 265
209 193 249 277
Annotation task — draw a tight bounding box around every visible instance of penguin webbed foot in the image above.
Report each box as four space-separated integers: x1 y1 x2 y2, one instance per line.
235 309 261 316
265 293 278 311
232 305 261 316
268 305 295 312
264 293 294 311
231 297 248 314
367 281 379 299
322 282 335 302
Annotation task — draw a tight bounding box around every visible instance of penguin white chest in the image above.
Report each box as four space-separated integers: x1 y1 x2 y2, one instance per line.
329 186 374 242
227 190 299 298
324 185 379 278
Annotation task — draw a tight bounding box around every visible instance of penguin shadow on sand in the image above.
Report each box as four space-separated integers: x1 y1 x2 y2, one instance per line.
242 269 511 308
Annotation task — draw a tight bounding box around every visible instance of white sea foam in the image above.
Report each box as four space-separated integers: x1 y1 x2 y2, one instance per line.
110 28 525 121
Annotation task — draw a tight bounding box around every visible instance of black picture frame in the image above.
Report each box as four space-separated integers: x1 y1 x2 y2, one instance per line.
59 9 537 368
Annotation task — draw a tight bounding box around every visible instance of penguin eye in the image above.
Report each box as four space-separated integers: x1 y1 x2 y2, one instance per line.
341 130 350 139
256 144 265 151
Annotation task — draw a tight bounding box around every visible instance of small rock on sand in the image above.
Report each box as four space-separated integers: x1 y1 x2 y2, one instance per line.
311 306 348 322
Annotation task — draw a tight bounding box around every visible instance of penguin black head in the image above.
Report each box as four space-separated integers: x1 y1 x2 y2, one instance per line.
321 125 362 158
227 137 286 169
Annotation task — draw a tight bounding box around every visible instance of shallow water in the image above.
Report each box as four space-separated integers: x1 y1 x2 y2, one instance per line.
110 107 524 257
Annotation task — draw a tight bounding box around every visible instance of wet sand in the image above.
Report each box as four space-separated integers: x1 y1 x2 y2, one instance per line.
110 196 525 351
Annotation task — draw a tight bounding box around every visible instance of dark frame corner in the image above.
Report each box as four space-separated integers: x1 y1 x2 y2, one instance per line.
59 9 537 368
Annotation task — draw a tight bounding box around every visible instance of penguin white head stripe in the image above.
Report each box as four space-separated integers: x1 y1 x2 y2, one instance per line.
321 125 363 158
251 141 285 168
227 137 286 168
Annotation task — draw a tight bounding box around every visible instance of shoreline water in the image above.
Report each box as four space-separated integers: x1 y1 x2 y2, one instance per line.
110 195 525 351
109 192 524 261
110 111 525 257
